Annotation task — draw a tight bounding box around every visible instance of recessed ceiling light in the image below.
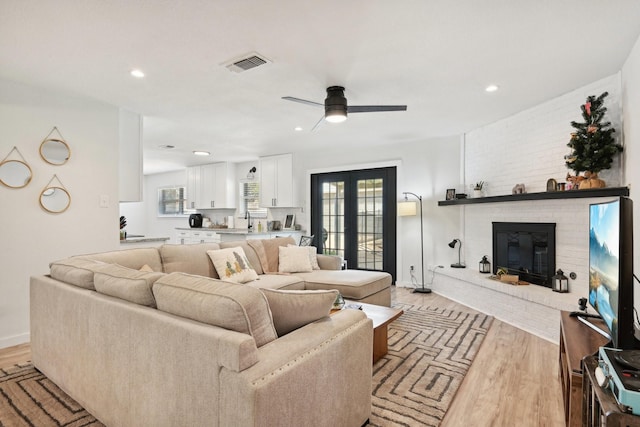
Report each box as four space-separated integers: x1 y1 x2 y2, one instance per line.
193 151 210 156
294 126 303 131
485 84 499 92
130 69 145 78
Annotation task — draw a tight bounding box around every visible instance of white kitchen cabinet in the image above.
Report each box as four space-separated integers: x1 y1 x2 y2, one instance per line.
186 162 236 209
259 153 294 207
175 229 221 244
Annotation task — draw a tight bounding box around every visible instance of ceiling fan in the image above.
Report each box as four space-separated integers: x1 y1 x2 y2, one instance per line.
282 86 407 130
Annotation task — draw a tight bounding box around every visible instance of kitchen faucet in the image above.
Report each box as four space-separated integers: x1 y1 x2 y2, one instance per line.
245 210 252 231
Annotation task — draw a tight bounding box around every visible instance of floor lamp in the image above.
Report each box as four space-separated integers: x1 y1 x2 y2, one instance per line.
398 192 431 293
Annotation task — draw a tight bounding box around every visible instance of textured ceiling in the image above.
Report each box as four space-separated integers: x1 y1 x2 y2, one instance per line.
2 0 640 174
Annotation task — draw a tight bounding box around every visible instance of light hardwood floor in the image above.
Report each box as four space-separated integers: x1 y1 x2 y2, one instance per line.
0 288 565 426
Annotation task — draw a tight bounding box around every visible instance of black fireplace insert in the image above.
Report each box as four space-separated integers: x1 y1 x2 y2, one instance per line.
492 222 556 287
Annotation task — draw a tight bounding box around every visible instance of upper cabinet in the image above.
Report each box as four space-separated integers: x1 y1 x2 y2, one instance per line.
118 109 143 202
260 153 294 207
186 162 236 209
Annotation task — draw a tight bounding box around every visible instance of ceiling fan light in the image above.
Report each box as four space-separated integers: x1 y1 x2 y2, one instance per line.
325 110 347 123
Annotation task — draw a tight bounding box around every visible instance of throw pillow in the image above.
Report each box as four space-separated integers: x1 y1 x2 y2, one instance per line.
139 264 154 272
207 247 258 284
278 245 313 273
261 289 338 336
288 244 320 270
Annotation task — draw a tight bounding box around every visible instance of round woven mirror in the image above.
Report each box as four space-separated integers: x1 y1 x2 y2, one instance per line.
40 138 71 165
0 159 33 188
40 186 71 213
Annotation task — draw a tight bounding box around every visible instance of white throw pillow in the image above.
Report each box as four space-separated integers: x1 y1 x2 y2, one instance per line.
288 244 320 270
278 246 313 273
206 247 259 284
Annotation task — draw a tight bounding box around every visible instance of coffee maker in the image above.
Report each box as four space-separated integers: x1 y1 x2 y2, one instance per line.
189 213 203 228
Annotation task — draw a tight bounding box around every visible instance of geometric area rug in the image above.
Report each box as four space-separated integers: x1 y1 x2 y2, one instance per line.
0 304 491 427
368 304 493 427
0 362 104 427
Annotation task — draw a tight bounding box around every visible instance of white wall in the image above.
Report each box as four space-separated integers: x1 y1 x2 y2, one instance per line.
460 74 623 303
0 78 120 348
622 33 640 309
293 136 461 285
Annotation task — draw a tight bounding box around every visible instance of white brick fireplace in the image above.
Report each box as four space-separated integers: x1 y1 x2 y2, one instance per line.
432 74 624 342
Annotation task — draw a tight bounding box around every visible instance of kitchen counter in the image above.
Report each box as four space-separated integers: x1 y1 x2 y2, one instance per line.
175 227 304 235
174 228 305 244
119 236 170 248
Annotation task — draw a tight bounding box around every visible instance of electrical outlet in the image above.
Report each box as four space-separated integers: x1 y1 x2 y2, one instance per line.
410 265 414 271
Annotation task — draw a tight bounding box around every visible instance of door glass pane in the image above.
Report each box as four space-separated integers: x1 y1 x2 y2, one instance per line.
321 181 345 258
356 178 383 270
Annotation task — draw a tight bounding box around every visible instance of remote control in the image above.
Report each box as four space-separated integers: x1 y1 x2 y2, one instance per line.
569 311 601 319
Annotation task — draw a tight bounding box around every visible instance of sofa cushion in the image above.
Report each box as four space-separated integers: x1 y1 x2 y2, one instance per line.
288 244 320 270
78 248 163 272
218 240 264 275
278 246 313 273
260 289 338 336
295 270 392 301
246 237 296 273
160 243 221 278
93 264 164 307
152 272 277 347
207 247 259 284
244 274 306 290
49 257 107 290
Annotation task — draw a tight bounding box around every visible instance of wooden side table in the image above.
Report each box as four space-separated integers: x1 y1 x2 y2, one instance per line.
337 301 403 363
559 311 610 426
582 356 640 426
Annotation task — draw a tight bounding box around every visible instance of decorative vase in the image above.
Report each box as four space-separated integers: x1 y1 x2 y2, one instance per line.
578 171 606 189
473 189 483 198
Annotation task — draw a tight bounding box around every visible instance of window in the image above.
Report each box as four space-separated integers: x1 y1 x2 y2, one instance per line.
240 181 267 218
158 186 192 216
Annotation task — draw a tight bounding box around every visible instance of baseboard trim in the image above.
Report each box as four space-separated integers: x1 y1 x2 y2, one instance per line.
0 333 30 350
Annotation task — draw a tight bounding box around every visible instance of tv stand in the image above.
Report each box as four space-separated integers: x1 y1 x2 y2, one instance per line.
559 311 610 427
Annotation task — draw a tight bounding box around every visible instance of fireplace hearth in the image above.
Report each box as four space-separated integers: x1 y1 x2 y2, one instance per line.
492 222 556 287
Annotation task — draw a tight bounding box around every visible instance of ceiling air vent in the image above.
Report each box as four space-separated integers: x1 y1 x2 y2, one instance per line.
224 52 270 73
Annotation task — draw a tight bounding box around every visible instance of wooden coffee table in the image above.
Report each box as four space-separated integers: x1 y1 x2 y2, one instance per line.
338 301 403 363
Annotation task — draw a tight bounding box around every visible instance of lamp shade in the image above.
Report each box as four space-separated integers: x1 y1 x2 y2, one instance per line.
397 201 417 216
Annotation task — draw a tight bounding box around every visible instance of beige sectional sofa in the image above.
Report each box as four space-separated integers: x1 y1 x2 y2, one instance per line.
30 237 392 427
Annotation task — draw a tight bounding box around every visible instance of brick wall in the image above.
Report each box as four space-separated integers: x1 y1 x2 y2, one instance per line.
436 73 624 341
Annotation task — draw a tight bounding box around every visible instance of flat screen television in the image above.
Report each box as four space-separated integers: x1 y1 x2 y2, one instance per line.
588 196 638 349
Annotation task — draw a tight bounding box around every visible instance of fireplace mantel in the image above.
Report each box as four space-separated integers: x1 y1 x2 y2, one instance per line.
438 186 629 206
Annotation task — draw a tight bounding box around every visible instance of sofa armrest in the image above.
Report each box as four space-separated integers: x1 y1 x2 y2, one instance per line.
219 309 373 427
316 254 342 270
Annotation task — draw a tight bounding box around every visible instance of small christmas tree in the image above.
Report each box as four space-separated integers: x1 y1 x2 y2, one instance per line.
565 92 622 188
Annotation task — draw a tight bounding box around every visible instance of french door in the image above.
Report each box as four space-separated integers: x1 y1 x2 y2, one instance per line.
310 167 396 281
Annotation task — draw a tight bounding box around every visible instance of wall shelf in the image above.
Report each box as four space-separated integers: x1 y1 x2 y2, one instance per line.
438 186 629 206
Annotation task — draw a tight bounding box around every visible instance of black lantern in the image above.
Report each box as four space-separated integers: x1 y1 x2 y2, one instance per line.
552 269 569 293
479 256 491 274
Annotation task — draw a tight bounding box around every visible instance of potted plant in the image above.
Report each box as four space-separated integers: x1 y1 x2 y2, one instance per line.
120 215 127 240
473 181 484 198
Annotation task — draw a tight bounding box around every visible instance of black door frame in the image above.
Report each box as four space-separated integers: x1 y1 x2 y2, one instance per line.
310 167 397 282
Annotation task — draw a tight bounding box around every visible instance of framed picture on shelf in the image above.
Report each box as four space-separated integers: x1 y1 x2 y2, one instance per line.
446 189 456 200
283 214 296 230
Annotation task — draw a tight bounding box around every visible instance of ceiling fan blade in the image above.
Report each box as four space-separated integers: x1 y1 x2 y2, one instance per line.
310 114 325 132
347 105 407 113
282 96 324 108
